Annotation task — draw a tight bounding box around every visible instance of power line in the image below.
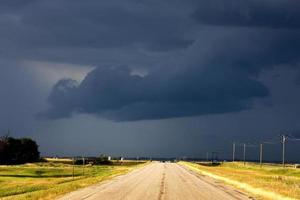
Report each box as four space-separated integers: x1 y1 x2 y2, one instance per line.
286 135 300 141
230 134 285 165
263 141 279 145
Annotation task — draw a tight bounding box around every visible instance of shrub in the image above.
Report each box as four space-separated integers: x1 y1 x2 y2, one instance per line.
96 155 112 165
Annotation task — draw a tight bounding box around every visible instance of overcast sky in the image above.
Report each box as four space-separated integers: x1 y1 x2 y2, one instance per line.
1 0 300 161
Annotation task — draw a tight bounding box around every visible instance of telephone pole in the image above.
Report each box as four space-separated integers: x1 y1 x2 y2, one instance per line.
232 142 236 162
82 157 85 176
259 143 263 168
72 157 75 180
282 135 287 168
243 143 246 166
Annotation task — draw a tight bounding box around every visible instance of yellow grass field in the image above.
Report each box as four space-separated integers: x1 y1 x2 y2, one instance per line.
0 159 146 200
180 161 300 200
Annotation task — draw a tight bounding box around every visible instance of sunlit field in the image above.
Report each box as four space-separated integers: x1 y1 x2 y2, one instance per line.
181 161 300 200
0 159 146 200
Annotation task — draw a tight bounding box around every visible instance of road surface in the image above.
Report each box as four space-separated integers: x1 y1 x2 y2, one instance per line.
58 162 252 200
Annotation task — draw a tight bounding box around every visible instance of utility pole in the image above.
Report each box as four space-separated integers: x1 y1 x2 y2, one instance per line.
243 143 246 166
82 157 85 176
206 152 209 162
72 157 75 180
260 143 263 168
282 135 287 168
232 142 236 162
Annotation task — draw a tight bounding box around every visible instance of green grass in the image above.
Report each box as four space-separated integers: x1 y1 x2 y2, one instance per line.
181 161 300 200
0 161 146 200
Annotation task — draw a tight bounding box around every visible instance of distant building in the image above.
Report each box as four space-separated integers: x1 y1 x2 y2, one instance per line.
108 156 111 161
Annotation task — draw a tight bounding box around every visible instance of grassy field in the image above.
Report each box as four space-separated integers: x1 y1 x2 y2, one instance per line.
0 159 146 200
180 161 300 200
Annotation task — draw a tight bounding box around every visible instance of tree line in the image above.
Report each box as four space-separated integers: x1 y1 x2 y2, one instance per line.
0 135 40 164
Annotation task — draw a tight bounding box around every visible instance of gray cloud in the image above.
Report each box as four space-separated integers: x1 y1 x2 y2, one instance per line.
0 0 36 9
0 0 193 65
0 60 47 135
192 0 300 29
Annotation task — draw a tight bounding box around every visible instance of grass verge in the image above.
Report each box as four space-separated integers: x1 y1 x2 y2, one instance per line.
180 161 300 200
0 161 147 200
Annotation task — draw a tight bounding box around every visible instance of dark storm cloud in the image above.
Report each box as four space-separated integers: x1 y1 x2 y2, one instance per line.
1 0 300 159
0 0 193 63
192 0 300 29
41 29 300 121
201 29 300 71
1 0 300 122
40 64 269 121
0 0 36 8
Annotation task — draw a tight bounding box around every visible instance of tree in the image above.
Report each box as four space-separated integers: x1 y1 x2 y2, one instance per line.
96 154 112 165
0 136 40 165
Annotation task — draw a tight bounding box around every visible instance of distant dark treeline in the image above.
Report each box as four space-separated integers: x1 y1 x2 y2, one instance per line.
0 136 40 164
74 155 112 165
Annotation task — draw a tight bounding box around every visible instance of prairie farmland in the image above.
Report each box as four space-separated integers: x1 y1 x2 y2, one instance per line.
181 161 300 200
0 159 145 200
